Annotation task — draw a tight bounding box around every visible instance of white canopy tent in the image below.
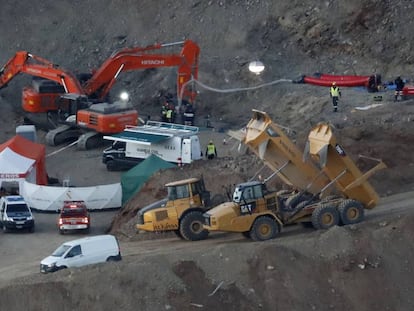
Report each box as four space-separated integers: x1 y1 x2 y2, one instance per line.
0 147 36 189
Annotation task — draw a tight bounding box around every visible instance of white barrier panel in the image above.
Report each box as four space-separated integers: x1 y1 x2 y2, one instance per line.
21 181 122 211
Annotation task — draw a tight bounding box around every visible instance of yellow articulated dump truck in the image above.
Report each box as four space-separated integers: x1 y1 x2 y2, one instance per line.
203 110 386 241
136 177 217 241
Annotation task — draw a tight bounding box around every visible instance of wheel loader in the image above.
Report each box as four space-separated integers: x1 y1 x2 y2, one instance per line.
203 110 386 241
136 177 221 241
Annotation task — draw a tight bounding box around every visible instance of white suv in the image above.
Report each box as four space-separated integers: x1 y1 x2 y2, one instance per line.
0 195 35 233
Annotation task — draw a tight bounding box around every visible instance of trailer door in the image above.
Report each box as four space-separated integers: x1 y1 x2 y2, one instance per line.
182 138 192 164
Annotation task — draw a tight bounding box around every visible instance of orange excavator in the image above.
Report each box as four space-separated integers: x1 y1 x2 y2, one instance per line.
0 40 200 149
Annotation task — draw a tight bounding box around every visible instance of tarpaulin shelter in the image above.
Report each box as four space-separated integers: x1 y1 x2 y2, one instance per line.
121 154 175 204
0 135 47 191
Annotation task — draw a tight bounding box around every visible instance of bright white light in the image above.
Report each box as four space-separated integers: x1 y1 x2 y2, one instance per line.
248 61 265 75
120 91 129 101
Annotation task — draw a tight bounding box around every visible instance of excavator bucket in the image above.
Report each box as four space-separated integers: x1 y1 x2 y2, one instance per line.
242 110 330 194
307 123 386 209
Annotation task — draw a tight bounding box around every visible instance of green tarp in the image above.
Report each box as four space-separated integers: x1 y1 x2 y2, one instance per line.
121 154 175 205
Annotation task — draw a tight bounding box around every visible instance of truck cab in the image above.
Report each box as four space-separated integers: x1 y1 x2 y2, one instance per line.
136 177 211 241
0 195 35 233
102 141 140 171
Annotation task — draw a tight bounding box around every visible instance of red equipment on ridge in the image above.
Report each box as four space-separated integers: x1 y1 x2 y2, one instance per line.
294 73 381 92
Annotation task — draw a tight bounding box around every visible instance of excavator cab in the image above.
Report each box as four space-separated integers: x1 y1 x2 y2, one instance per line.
56 94 90 123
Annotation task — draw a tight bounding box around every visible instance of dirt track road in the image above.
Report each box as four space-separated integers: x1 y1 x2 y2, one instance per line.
0 191 413 284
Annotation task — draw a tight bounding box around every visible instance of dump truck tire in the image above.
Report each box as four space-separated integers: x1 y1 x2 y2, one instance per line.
338 199 364 225
311 204 339 230
106 160 117 171
179 211 209 241
250 216 280 241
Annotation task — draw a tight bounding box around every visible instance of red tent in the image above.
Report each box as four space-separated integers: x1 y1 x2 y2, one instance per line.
0 135 47 185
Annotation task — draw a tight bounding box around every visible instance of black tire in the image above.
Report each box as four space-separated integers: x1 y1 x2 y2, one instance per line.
106 160 117 171
106 256 117 262
241 231 251 239
250 216 280 241
28 225 35 233
59 229 64 235
338 199 364 225
2 224 8 233
179 211 209 241
311 204 339 230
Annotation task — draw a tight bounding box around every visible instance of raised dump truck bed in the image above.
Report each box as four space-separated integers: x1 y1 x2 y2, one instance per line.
306 122 386 209
203 110 386 241
243 110 331 194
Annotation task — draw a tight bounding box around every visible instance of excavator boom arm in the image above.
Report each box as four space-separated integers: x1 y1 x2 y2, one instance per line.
83 40 200 101
0 51 83 93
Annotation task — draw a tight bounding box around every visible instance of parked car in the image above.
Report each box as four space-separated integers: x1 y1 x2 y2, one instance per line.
40 234 122 273
0 195 35 233
58 200 90 234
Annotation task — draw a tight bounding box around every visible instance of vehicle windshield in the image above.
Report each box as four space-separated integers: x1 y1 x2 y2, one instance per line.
61 208 87 217
167 184 190 200
52 244 71 257
7 203 29 213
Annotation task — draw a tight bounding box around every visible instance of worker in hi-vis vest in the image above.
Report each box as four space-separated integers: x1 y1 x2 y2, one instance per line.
205 140 217 160
330 82 341 112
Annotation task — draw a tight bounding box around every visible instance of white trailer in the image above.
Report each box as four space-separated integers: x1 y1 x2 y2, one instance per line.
102 121 202 171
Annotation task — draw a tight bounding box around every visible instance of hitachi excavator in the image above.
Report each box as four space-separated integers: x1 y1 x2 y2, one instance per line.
0 39 200 149
203 110 386 241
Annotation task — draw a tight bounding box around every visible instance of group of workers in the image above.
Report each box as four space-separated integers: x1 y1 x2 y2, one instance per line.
329 75 406 112
160 95 195 125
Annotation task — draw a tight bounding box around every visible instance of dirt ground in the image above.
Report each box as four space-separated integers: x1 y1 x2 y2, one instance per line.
1 1 414 310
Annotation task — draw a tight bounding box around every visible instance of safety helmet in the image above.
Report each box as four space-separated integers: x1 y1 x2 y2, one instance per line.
209 140 213 144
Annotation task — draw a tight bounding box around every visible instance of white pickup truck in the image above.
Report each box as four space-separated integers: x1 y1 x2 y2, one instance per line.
102 121 202 171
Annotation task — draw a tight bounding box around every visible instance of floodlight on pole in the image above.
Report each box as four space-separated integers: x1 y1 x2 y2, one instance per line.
248 60 265 75
120 91 129 102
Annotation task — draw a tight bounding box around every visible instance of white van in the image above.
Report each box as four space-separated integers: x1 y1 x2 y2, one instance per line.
40 235 122 273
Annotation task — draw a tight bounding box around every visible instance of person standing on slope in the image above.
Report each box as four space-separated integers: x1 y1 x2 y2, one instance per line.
205 140 217 160
330 82 341 112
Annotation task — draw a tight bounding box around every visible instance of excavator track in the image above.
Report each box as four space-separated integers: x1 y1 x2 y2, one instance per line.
76 131 105 150
45 125 83 146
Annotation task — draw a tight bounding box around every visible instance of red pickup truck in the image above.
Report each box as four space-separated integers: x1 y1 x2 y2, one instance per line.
58 201 90 234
